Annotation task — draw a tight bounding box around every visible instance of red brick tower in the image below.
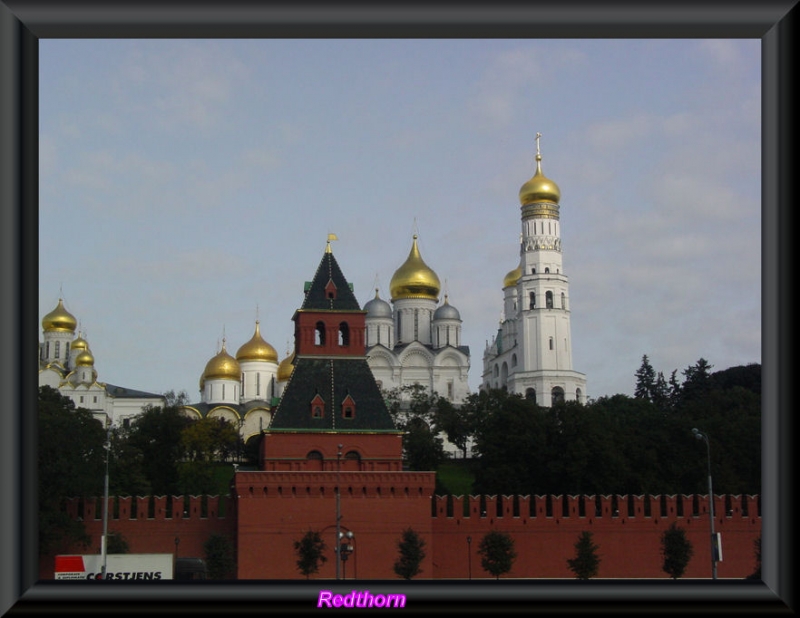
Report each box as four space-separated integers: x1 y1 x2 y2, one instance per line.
234 238 436 579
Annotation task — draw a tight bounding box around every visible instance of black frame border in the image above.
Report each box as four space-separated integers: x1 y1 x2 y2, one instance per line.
1 1 795 614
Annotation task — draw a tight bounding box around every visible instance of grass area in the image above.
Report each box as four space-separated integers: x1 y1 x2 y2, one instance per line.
435 459 476 496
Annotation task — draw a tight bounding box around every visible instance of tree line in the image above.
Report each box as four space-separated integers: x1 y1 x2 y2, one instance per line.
388 357 761 498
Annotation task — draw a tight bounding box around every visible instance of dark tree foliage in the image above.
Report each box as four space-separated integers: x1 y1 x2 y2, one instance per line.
384 384 446 471
393 527 426 580
661 522 694 579
38 386 106 556
634 355 656 400
125 403 193 496
293 530 327 579
431 397 472 459
107 531 130 554
567 531 601 579
467 361 760 497
477 530 517 579
747 535 761 580
204 534 236 579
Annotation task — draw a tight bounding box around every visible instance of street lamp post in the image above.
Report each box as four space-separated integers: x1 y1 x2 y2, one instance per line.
339 530 354 579
467 536 472 580
335 444 343 580
692 428 717 580
100 425 111 579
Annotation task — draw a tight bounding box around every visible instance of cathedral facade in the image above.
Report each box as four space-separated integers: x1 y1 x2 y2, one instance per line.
38 298 165 427
482 137 587 404
363 234 470 404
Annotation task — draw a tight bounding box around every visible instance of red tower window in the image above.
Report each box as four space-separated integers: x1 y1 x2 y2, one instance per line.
310 393 325 418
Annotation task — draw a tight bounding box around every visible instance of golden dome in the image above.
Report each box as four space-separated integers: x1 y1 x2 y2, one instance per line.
389 235 441 301
519 153 561 206
277 351 295 382
503 265 522 288
236 321 278 363
42 299 77 333
75 349 94 366
71 334 89 351
203 341 241 381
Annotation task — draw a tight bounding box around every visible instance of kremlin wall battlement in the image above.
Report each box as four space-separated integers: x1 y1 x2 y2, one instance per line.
41 490 761 580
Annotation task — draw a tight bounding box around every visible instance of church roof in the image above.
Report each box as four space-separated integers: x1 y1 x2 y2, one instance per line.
103 383 164 399
268 357 396 432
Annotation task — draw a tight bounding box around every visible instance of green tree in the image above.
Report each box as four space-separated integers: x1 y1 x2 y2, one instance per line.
384 384 446 470
747 535 761 580
393 527 426 580
182 417 239 462
634 354 656 401
38 385 105 556
661 522 694 579
567 531 601 579
107 531 130 554
477 530 517 579
125 403 192 495
204 533 236 579
293 530 327 579
431 397 472 459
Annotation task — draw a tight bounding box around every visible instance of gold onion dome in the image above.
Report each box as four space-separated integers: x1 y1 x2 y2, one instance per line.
42 299 78 333
519 153 561 206
236 321 278 363
389 235 441 301
503 265 522 288
71 334 89 351
75 349 94 366
277 351 295 382
203 341 241 381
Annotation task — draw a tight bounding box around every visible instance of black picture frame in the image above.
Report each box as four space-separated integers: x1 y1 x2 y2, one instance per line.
2 1 795 614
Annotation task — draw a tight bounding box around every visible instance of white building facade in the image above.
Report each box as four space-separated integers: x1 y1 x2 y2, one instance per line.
482 137 587 405
38 298 165 427
364 234 471 404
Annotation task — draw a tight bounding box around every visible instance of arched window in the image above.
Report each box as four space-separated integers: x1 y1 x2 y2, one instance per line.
546 291 554 308
315 321 326 346
545 267 550 274
307 450 323 471
576 388 583 404
529 291 536 309
525 388 536 404
54 341 60 359
561 292 566 309
551 386 565 406
511 353 517 367
338 322 350 347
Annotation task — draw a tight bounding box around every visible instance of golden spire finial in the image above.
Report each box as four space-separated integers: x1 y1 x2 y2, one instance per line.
536 132 542 157
326 233 338 253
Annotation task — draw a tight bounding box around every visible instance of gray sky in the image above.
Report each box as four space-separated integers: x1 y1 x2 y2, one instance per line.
38 39 761 402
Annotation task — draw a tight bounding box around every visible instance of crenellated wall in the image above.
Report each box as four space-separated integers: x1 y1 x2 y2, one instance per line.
39 495 235 580
40 491 761 580
431 493 761 579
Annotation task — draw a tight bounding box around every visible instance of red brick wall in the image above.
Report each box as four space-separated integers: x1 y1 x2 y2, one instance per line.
39 495 236 580
41 490 760 580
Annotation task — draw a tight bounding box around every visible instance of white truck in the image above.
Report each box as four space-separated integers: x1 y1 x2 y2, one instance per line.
54 553 174 580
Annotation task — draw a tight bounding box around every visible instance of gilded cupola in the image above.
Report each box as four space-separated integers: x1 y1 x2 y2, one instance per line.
236 321 278 363
203 340 241 381
71 333 89 351
75 349 95 366
503 265 522 288
277 351 295 382
42 299 78 333
389 235 441 302
518 134 561 221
